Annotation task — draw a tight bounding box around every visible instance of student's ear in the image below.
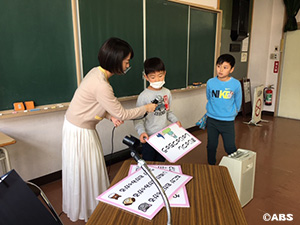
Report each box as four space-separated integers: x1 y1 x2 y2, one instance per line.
230 67 235 73
143 73 149 82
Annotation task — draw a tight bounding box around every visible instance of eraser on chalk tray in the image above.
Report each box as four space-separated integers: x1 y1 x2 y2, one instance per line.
25 101 35 110
192 82 202 86
13 102 25 111
29 108 41 112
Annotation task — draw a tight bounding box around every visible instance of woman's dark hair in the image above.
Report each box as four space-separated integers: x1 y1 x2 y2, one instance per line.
144 57 165 75
98 37 134 74
216 54 235 68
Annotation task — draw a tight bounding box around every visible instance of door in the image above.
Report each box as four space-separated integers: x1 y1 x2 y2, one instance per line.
277 30 300 120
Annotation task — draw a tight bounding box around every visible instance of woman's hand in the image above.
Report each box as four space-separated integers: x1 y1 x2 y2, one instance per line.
111 116 124 127
145 103 157 112
139 132 149 143
176 121 182 127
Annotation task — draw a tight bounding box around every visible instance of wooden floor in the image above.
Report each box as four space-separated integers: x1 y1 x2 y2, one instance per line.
41 114 300 225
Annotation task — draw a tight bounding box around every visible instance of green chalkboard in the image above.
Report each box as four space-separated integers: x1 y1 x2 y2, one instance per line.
0 0 77 111
79 0 218 97
79 0 144 98
146 0 188 90
147 1 218 89
188 8 217 85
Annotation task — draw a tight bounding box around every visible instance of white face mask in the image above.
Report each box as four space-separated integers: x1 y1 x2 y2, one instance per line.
150 80 165 89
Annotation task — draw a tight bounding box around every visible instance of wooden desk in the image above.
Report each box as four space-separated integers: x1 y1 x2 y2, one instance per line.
87 160 247 225
0 132 16 173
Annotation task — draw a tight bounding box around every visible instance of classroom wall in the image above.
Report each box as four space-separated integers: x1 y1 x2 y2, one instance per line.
247 0 285 112
296 11 300 23
178 0 218 9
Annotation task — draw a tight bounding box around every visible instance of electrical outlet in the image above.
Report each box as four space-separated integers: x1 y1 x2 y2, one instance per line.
270 53 278 60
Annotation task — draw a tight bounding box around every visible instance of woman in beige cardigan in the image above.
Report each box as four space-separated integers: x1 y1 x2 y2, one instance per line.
62 37 156 222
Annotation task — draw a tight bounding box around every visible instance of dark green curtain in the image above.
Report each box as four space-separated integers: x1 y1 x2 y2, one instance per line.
283 0 300 32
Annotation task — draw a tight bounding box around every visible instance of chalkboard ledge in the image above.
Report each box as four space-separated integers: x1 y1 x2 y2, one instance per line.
118 95 138 102
0 102 70 120
171 83 206 93
0 96 139 120
0 86 206 119
0 95 140 120
116 84 206 102
116 84 206 100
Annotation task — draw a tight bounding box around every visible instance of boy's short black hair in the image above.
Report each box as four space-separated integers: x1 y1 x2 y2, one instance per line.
216 54 235 68
144 57 165 75
98 37 134 74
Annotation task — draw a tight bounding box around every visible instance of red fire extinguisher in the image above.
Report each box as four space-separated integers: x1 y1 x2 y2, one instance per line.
264 85 274 106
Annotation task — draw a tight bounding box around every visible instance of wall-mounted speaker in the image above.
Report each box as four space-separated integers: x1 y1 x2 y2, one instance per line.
231 0 250 41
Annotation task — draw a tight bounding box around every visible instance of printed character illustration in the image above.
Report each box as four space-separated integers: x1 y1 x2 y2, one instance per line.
138 203 152 212
108 193 121 200
123 197 136 206
161 127 177 139
156 133 165 139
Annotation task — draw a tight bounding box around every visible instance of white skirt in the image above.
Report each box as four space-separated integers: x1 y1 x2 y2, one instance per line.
62 118 110 222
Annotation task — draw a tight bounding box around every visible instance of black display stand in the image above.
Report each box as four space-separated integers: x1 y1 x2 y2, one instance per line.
240 78 252 117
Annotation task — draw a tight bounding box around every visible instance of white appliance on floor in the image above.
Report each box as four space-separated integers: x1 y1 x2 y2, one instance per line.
219 149 256 207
